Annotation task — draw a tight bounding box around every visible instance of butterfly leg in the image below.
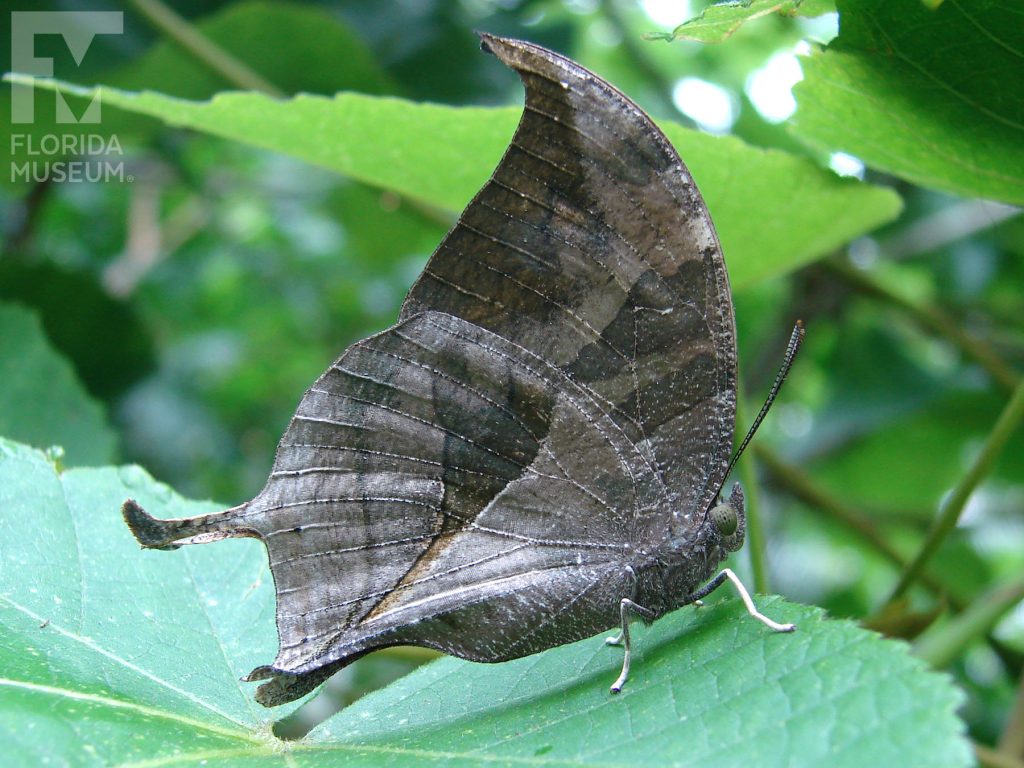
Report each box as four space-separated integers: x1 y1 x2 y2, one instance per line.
606 565 638 645
609 598 658 693
686 568 796 633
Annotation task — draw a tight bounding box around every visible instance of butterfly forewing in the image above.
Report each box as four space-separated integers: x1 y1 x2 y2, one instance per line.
402 35 736 520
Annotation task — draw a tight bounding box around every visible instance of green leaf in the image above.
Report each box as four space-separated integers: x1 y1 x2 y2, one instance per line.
792 0 1024 204
0 262 156 401
3 438 971 765
647 0 836 44
308 600 970 767
0 302 116 465
1 0 394 189
656 123 895 287
0 438 293 764
111 0 394 99
7 77 901 289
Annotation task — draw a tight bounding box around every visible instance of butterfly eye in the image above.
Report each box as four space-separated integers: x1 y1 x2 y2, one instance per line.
710 503 738 537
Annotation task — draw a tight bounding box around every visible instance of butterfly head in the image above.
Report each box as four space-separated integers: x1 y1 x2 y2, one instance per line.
651 483 747 612
707 482 746 554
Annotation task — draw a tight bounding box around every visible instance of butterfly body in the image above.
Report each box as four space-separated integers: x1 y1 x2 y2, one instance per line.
122 33 791 707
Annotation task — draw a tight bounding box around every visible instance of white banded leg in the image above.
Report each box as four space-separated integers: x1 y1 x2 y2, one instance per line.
606 569 793 695
608 598 657 693
694 568 796 633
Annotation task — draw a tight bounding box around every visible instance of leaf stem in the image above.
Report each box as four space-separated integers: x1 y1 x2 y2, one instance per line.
126 0 284 97
0 678 259 745
878 200 1020 262
735 393 769 593
597 0 698 128
976 743 1024 768
886 377 1024 604
740 454 769 593
380 645 441 662
826 257 1019 394
913 575 1024 668
1000 668 1024 759
116 746 281 768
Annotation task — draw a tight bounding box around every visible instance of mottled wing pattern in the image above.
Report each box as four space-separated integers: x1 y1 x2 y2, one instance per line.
242 312 660 693
122 34 740 707
403 34 737 524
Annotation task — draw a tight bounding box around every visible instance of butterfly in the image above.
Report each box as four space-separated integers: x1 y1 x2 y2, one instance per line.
123 33 799 706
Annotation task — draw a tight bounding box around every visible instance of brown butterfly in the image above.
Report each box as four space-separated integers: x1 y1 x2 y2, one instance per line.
123 33 799 706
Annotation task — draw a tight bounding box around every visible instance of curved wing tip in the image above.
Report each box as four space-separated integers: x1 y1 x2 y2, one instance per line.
477 32 538 62
478 30 509 55
122 498 181 550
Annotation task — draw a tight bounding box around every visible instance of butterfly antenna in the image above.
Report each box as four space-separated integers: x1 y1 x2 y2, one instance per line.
721 320 805 487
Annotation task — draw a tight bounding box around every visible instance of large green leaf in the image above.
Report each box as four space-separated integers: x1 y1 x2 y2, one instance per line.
2 438 971 765
0 303 116 465
0 439 296 764
1 0 393 188
792 0 1024 204
9 77 901 289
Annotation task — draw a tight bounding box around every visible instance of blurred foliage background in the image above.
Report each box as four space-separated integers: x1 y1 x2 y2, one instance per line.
2 0 1022 756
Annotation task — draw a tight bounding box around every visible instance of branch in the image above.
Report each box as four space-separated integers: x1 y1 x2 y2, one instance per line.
597 0 698 129
127 0 284 97
733 391 770 592
826 257 1019 395
886 377 1024 604
977 743 1024 768
913 575 1024 669
755 446 959 606
878 199 1020 261
1001 668 1024 759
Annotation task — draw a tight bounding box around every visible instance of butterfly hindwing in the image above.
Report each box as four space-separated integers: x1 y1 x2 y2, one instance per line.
233 311 663 697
